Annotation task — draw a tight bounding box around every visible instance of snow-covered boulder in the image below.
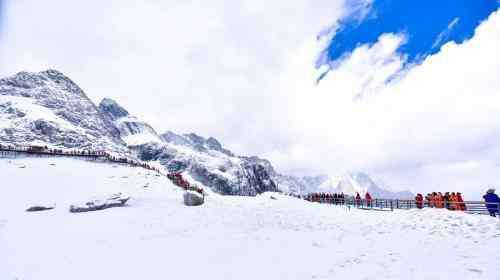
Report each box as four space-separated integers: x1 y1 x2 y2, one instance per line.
183 191 204 206
69 193 130 213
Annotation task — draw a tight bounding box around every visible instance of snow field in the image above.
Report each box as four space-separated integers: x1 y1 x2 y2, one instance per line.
1 157 499 280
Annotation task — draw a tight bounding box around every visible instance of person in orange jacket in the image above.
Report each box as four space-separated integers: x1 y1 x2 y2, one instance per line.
449 192 458 210
436 192 444 208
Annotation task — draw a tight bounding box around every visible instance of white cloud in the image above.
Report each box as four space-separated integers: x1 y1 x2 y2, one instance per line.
270 10 500 198
0 0 348 148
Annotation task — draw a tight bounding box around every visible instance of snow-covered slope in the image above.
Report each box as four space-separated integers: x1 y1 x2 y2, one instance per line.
1 156 499 280
0 70 125 151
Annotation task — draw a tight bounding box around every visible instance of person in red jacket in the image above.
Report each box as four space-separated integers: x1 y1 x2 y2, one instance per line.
415 193 424 209
355 193 361 207
456 192 466 211
365 192 373 207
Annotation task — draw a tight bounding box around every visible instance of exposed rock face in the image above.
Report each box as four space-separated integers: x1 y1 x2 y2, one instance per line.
98 98 130 121
133 140 279 196
0 70 125 151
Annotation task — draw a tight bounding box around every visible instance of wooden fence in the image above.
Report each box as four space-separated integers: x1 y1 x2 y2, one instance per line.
305 196 500 216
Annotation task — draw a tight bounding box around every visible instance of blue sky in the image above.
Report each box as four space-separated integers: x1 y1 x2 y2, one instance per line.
319 0 499 80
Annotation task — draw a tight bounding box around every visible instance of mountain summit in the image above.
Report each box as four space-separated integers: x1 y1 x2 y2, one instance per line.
0 70 124 150
98 98 162 146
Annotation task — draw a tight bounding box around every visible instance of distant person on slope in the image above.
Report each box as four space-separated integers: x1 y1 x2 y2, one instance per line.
483 189 500 217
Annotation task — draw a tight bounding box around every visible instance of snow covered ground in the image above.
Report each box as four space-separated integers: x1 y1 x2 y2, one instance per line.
1 157 499 280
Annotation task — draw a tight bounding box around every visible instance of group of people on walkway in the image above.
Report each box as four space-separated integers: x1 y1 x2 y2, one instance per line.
305 192 375 207
306 192 346 204
355 192 373 207
415 192 466 211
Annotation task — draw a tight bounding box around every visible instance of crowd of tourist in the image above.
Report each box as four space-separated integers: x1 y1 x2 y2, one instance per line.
305 192 346 204
415 192 467 211
305 192 375 207
303 188 499 217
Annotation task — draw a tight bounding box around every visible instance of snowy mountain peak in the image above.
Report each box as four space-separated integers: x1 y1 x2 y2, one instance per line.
98 98 161 146
160 131 234 156
98 98 130 121
330 172 414 199
0 70 410 198
1 70 85 98
206 137 223 151
0 70 125 151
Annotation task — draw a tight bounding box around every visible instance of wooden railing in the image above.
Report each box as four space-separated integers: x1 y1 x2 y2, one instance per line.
303 196 500 216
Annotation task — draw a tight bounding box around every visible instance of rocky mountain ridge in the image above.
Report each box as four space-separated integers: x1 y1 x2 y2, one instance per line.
0 70 125 151
0 70 412 198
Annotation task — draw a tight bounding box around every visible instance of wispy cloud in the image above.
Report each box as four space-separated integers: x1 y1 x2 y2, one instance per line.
431 17 460 49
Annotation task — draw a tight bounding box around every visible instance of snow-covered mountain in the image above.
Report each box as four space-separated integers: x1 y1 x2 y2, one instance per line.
315 172 414 199
0 70 125 151
0 70 410 198
133 136 279 196
98 98 162 146
0 70 281 195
